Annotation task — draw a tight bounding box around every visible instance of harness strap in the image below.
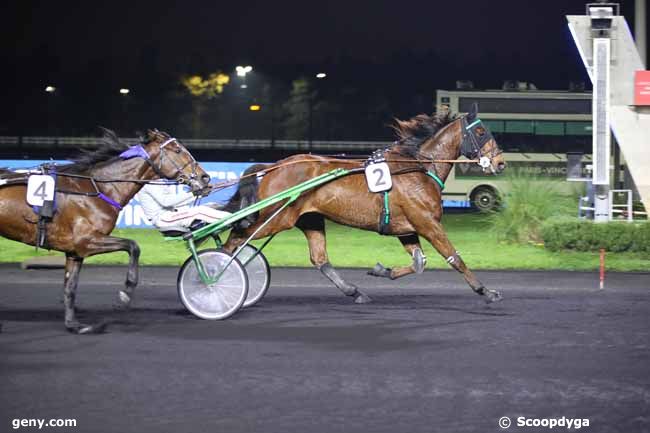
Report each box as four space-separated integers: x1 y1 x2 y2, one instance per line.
33 165 57 250
383 192 390 224
97 193 123 210
379 191 391 235
426 171 445 190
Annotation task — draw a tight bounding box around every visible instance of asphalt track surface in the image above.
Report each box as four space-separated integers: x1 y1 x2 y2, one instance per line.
1 264 649 433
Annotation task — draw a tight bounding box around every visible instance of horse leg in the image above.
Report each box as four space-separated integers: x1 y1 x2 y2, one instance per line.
368 234 426 280
414 221 502 303
63 255 105 334
81 236 141 307
297 215 372 304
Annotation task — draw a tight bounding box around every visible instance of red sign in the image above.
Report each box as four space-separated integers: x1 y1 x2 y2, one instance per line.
634 70 650 105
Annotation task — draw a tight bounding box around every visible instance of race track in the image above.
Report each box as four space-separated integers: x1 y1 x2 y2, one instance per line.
1 265 649 433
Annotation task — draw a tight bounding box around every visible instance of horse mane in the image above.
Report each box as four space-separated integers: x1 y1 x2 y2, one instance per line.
60 128 171 173
390 111 457 156
56 128 130 173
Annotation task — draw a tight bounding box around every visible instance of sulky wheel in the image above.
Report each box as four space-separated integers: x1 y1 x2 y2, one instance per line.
177 249 249 320
235 245 271 308
470 186 500 212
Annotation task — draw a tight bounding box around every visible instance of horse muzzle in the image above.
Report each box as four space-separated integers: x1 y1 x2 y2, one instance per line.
186 174 211 195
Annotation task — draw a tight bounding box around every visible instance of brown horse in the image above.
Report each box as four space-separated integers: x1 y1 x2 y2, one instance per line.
223 105 506 304
0 129 210 333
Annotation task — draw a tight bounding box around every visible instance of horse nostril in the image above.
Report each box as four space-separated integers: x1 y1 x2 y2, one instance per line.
497 162 506 172
201 174 211 185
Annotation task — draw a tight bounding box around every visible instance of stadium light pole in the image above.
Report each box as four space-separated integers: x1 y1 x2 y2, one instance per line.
119 88 131 133
45 85 57 135
236 65 253 88
309 72 328 146
234 66 253 141
636 0 647 66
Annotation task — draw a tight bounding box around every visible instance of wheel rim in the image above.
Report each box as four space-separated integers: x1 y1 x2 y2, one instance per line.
479 194 492 207
178 250 248 320
237 245 271 308
474 190 496 211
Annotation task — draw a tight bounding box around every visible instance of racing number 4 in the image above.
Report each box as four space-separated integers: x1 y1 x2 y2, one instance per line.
33 181 49 200
26 175 56 206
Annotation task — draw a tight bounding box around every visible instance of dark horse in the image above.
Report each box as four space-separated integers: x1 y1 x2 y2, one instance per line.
0 129 211 333
223 105 506 303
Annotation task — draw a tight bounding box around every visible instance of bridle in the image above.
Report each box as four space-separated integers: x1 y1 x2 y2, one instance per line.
460 116 503 172
155 137 201 185
119 135 200 185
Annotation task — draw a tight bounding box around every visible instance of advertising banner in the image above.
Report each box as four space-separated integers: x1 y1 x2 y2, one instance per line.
634 70 650 106
455 161 567 178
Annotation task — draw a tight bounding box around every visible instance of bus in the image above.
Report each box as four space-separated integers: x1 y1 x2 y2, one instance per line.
436 88 592 211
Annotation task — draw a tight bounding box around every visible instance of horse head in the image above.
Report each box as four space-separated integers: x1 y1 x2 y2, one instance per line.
459 103 506 174
141 129 211 193
396 107 505 176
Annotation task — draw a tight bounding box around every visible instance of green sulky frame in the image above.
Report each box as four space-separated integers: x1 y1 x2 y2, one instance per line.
170 168 351 285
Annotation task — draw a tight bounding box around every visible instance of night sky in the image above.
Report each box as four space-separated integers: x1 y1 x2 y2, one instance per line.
1 0 647 139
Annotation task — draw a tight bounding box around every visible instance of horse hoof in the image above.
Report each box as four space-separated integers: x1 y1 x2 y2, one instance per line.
66 321 108 335
484 289 503 304
118 290 132 306
354 292 373 304
367 263 392 278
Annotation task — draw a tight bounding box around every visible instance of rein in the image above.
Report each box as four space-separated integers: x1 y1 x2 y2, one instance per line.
0 139 190 210
204 155 476 194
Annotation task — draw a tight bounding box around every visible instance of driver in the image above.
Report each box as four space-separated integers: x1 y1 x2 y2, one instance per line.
137 183 230 232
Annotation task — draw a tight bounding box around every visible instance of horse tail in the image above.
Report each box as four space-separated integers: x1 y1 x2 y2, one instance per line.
224 163 268 229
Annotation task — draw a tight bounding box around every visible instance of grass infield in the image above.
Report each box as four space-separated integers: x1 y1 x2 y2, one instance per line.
0 214 648 271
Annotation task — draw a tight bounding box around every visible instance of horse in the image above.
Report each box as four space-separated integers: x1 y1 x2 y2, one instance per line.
0 128 211 333
222 104 506 304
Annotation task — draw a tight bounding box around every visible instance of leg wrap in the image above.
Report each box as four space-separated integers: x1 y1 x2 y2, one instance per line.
413 248 426 274
445 252 462 272
318 262 358 296
368 263 392 278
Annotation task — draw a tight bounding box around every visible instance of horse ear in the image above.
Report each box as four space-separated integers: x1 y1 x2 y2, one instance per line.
467 102 479 122
144 129 156 142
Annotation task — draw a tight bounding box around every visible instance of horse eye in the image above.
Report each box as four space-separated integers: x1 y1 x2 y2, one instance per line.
174 146 181 154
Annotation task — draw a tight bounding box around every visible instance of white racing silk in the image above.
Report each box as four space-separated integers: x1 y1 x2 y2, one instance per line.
137 184 230 229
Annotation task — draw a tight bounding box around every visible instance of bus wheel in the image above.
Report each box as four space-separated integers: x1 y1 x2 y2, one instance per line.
471 187 500 212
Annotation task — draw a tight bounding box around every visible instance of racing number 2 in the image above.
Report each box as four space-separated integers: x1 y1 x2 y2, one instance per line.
372 167 386 188
364 162 392 193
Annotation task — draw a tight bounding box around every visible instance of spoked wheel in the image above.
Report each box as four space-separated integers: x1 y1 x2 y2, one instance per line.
177 249 249 320
234 245 271 308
